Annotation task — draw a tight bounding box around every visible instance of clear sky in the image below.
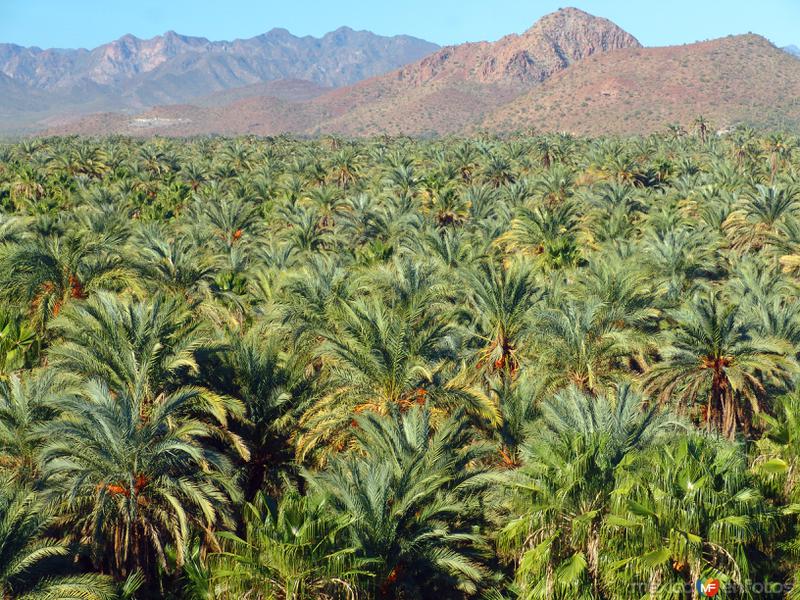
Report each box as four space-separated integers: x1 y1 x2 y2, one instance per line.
1 0 798 50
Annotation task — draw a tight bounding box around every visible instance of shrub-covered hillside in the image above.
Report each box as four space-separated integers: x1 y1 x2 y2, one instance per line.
0 129 799 598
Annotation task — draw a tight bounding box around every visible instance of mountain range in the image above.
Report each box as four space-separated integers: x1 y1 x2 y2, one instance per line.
4 8 800 137
786 45 800 58
0 27 438 133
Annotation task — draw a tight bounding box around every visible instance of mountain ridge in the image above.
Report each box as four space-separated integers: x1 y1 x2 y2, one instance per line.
0 26 439 89
23 9 800 138
0 26 439 133
44 7 643 137
482 34 800 135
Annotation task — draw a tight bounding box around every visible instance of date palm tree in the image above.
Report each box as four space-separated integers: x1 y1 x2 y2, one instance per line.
47 291 236 418
0 229 135 331
641 226 719 301
217 327 311 497
694 116 711 144
532 299 639 398
329 147 362 190
496 200 581 270
188 193 262 251
762 133 794 182
0 371 72 484
131 225 215 298
296 298 497 462
724 184 800 251
40 379 242 584
306 405 491 598
460 260 542 379
646 291 797 439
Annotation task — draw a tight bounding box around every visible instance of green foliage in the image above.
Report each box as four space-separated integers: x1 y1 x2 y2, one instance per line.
0 132 798 598
607 436 770 598
40 380 241 583
211 490 366 599
306 406 491 598
497 385 680 599
0 481 117 600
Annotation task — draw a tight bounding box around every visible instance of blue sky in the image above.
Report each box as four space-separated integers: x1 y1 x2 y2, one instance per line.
1 0 798 50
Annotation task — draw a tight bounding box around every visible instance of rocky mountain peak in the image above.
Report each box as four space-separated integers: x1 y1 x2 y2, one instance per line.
398 7 641 85
523 7 641 53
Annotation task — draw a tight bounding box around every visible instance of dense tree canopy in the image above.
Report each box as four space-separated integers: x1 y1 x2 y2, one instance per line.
0 129 799 598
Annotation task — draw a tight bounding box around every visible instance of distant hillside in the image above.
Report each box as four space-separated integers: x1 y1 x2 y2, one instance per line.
304 7 641 136
192 79 332 107
0 27 438 133
36 10 800 138
786 45 800 58
482 34 800 135
46 8 641 137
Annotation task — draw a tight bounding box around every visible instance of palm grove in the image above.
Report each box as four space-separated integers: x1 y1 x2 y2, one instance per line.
0 127 799 599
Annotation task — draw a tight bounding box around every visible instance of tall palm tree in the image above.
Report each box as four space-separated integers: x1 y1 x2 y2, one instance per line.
188 193 262 251
496 200 581 270
329 147 362 190
762 133 794 182
532 299 639 398
306 406 491 598
297 298 497 462
533 166 575 207
216 327 311 497
498 384 678 599
724 184 800 251
47 291 238 420
0 371 72 484
488 373 540 468
694 116 711 144
460 260 542 379
422 184 469 228
359 256 452 316
40 380 242 583
0 229 135 331
578 250 660 346
275 256 352 347
646 291 796 439
641 226 719 301
131 225 215 298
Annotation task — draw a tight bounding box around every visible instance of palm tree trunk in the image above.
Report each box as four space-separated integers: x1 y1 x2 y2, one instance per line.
735 390 754 438
546 561 555 599
722 386 737 440
648 569 662 599
690 562 701 600
587 524 600 595
709 371 725 434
